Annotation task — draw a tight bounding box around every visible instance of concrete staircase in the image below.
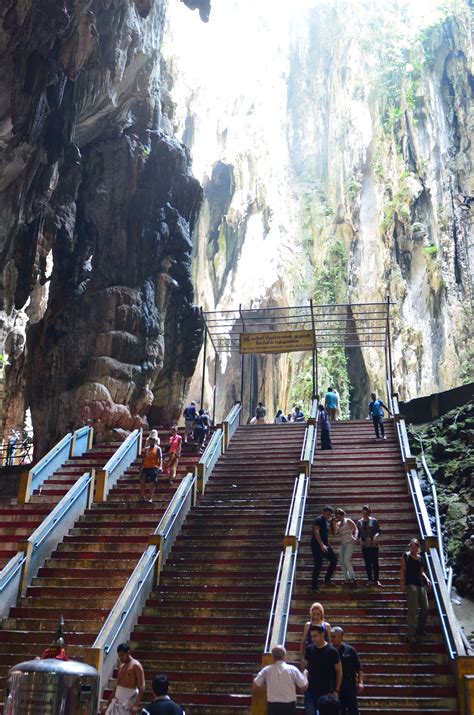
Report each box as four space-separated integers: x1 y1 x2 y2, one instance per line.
103 423 306 714
0 442 119 569
0 429 200 696
287 419 459 714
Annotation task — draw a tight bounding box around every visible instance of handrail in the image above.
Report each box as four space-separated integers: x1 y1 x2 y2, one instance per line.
308 397 319 425
222 402 242 450
263 551 285 654
95 429 142 502
18 425 94 504
426 548 466 659
389 379 474 706
18 432 72 504
0 552 26 594
285 474 308 549
196 428 223 493
88 472 197 694
411 429 449 582
20 472 94 595
299 423 317 477
28 473 93 549
265 545 298 652
154 473 196 537
0 552 27 619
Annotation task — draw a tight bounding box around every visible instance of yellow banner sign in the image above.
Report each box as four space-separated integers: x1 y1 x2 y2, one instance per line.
240 330 315 355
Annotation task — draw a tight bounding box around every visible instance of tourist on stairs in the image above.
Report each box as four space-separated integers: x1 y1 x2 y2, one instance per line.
300 602 332 663
255 401 266 424
357 505 382 587
400 538 432 643
334 509 358 587
193 408 209 450
324 387 339 422
166 425 182 482
294 405 306 422
330 627 364 715
275 409 288 423
183 400 197 443
302 625 342 715
102 643 145 714
253 644 308 714
141 674 185 714
367 392 391 439
140 432 163 503
318 404 333 450
310 506 338 592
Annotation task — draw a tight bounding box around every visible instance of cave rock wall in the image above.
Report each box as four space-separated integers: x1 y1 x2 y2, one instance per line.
0 0 204 452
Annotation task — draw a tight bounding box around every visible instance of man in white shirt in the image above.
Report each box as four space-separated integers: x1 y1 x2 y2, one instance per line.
252 645 308 714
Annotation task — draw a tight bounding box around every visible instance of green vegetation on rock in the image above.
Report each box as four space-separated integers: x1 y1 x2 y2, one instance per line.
409 401 474 596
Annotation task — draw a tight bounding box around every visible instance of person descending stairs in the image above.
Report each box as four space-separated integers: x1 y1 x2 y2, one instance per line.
0 428 200 702
101 423 307 714
286 418 459 714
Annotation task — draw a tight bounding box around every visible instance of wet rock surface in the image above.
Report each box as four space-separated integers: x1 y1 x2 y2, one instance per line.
409 401 474 596
0 0 205 452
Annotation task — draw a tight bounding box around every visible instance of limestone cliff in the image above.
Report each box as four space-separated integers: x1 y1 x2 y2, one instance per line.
164 0 473 420
0 0 207 452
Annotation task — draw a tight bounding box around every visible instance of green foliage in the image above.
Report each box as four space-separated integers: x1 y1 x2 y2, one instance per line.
143 147 151 158
423 245 438 256
381 171 412 233
347 178 362 199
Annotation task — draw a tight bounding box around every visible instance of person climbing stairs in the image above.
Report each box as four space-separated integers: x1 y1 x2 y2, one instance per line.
101 423 307 714
286 418 459 714
0 428 200 704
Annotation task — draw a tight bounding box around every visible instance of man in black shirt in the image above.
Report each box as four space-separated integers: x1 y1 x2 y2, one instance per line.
141 674 185 715
331 627 363 715
303 625 342 715
311 506 337 591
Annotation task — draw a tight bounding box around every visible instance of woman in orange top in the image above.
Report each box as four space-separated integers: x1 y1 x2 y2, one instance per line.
140 434 162 503
166 425 182 482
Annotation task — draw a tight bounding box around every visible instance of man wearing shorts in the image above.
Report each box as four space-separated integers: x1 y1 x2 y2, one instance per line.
140 434 162 503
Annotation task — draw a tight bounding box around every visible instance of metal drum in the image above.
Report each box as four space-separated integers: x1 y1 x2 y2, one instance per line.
4 657 99 715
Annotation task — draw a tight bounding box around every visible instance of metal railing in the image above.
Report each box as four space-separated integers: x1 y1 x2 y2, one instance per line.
196 428 223 494
388 381 473 712
0 553 27 619
222 402 242 450
263 545 298 653
96 429 142 502
18 425 94 504
284 474 309 549
252 423 312 714
87 473 197 695
411 429 451 586
20 472 95 596
0 431 33 466
307 397 319 425
299 423 317 476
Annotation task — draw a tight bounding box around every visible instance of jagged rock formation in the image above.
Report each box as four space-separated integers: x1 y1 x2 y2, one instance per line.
409 402 474 597
0 0 205 453
165 0 473 420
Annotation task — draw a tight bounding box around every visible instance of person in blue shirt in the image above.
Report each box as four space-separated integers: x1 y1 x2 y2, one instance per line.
324 388 339 422
367 392 390 439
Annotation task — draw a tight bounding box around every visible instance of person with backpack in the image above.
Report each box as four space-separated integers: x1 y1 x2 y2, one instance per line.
367 392 391 439
318 403 333 450
183 401 197 443
193 408 209 449
274 409 288 423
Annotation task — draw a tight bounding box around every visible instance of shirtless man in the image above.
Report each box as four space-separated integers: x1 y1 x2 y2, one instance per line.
102 643 145 715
